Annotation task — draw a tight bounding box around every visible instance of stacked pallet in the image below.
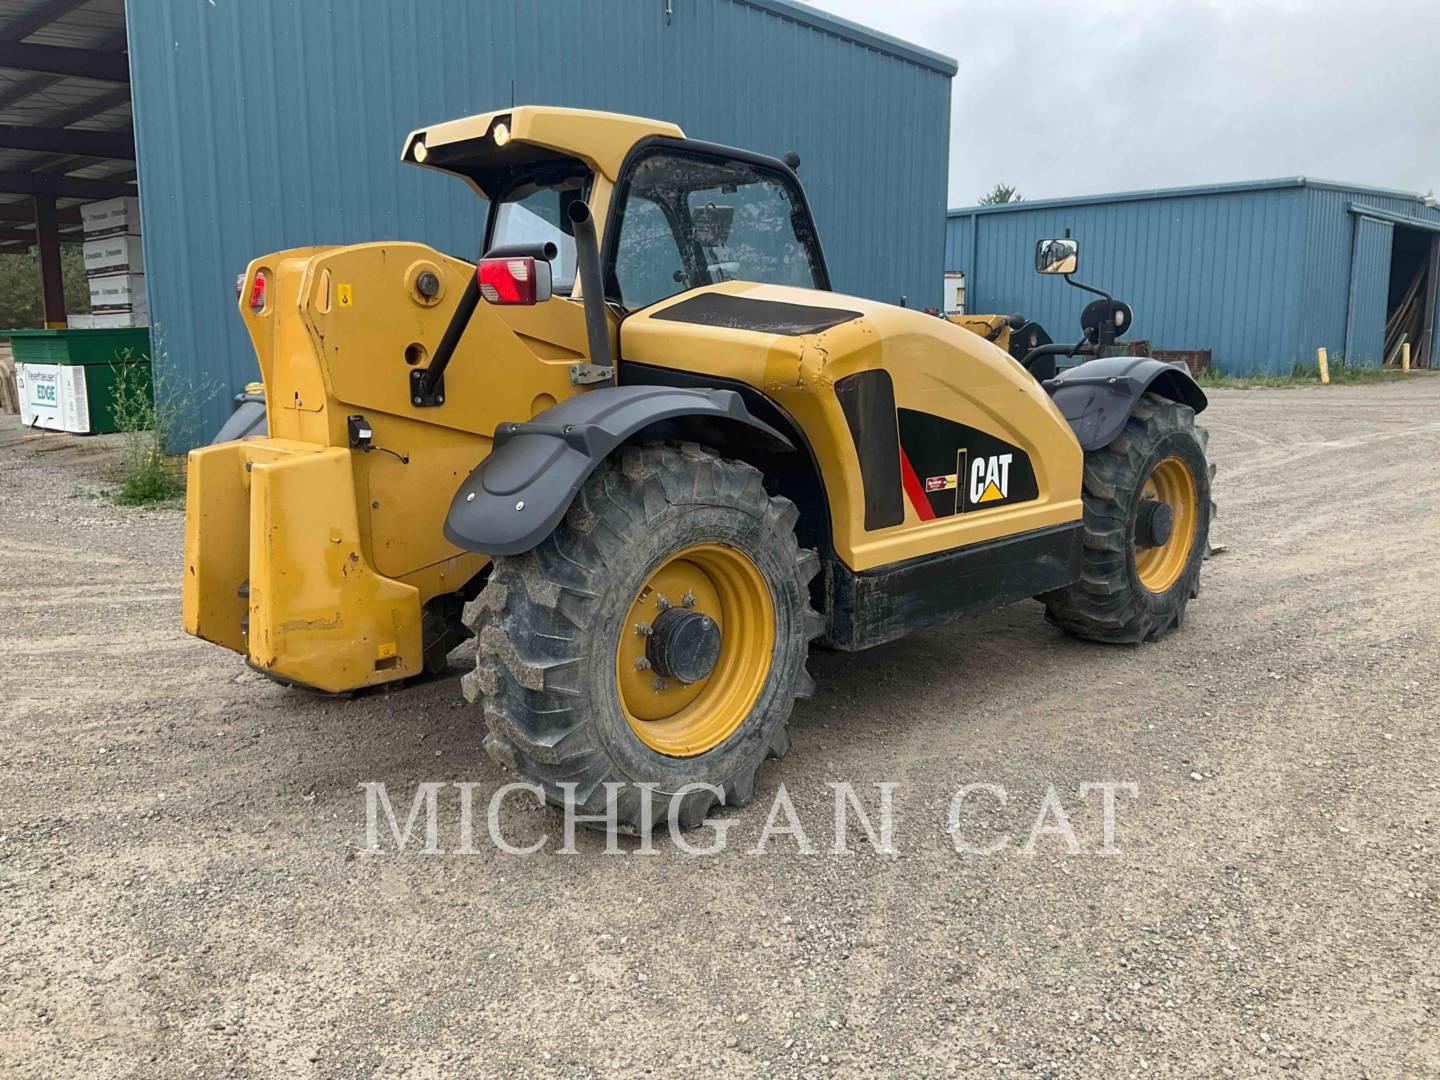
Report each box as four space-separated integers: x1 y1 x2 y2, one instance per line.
70 197 148 330
0 340 17 414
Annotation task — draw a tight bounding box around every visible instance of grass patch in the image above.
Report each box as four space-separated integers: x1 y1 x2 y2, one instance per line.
1195 361 1430 389
108 339 213 506
110 357 183 505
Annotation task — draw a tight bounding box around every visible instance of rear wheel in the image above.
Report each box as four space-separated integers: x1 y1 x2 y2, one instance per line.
1043 394 1211 643
463 442 822 831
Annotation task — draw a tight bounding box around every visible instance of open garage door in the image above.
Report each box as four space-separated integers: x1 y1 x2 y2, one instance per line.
1346 202 1440 370
1344 214 1393 367
1384 227 1437 368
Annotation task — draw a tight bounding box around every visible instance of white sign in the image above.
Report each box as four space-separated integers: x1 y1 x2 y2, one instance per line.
16 363 91 433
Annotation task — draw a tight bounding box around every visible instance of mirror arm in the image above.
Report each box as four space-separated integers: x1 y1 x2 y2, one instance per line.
1063 273 1113 303
1020 335 1092 373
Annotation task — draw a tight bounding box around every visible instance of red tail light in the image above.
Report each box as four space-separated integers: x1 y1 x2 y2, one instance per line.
248 271 267 312
237 270 267 312
477 257 552 305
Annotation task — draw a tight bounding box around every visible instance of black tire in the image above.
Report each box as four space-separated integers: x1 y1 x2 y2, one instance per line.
1043 393 1211 643
420 594 474 676
1197 423 1220 556
462 441 823 831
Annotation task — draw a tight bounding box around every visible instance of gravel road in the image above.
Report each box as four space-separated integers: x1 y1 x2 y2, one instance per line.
1 380 1437 1078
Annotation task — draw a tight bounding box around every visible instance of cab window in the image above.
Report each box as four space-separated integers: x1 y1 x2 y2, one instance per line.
608 147 825 311
487 171 587 293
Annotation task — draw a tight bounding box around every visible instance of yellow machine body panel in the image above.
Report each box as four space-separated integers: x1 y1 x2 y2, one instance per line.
946 313 1017 354
185 237 603 688
621 282 1084 572
404 105 684 188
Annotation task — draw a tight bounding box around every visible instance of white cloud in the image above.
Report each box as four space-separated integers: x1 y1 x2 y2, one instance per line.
805 0 1440 205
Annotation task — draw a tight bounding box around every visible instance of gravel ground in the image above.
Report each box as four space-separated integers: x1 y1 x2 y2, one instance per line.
1 380 1437 1079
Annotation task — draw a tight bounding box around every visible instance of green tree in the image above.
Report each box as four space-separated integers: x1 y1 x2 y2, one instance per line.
0 245 91 329
978 183 1023 206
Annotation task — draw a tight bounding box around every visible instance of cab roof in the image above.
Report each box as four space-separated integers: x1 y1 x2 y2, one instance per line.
402 106 685 197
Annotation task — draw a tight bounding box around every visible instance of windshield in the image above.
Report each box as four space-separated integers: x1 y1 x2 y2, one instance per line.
609 148 824 311
487 171 588 293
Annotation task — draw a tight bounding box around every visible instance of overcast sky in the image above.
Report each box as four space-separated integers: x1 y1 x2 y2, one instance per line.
807 0 1440 207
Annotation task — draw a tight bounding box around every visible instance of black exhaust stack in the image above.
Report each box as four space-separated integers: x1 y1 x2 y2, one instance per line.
566 201 615 383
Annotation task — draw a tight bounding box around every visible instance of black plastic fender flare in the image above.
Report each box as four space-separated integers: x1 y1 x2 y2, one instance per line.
444 386 792 556
1043 356 1208 451
210 390 267 443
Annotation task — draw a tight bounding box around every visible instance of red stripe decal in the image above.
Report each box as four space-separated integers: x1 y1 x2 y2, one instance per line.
898 449 935 521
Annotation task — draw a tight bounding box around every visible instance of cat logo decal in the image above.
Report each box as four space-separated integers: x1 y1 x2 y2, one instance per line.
969 453 1013 504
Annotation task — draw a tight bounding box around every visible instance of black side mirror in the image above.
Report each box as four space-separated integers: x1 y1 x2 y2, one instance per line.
1035 238 1079 275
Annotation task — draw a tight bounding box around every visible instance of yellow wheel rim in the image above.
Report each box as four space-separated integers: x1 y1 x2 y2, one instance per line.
615 543 775 758
1134 455 1199 594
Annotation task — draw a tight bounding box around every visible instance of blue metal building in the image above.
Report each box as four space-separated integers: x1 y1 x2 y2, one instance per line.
945 178 1440 375
124 0 955 444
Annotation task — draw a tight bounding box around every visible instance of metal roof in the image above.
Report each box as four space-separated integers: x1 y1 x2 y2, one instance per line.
736 0 958 75
945 177 1440 375
949 176 1438 218
0 0 135 250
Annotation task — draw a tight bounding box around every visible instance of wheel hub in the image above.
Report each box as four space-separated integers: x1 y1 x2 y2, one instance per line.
647 606 722 684
615 544 776 757
1135 498 1175 548
1134 455 1199 594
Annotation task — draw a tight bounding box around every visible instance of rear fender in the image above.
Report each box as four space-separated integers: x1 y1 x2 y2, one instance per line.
1044 356 1208 451
444 386 790 556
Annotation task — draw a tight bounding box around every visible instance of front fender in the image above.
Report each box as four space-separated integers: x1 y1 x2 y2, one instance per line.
1044 356 1208 451
444 386 790 556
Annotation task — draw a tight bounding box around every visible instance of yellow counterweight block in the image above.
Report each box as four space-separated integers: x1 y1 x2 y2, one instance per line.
184 439 423 692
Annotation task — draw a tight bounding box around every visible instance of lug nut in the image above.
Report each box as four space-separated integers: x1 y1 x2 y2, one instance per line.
652 676 667 692
634 657 652 671
681 591 697 608
656 594 672 610
635 621 653 637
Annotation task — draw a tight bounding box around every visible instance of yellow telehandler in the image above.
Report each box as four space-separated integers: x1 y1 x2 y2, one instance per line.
185 107 1212 827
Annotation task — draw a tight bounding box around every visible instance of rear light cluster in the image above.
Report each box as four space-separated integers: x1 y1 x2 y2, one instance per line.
477 256 551 306
235 270 267 312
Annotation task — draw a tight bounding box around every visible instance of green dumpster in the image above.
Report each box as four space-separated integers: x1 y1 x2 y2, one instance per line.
5 327 151 435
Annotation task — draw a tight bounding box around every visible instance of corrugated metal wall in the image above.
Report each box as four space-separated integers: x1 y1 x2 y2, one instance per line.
1296 185 1440 367
947 180 1440 376
126 0 954 444
1342 216 1394 366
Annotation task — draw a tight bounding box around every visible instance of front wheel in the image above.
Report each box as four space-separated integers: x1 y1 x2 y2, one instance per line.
1043 394 1211 643
463 442 823 831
